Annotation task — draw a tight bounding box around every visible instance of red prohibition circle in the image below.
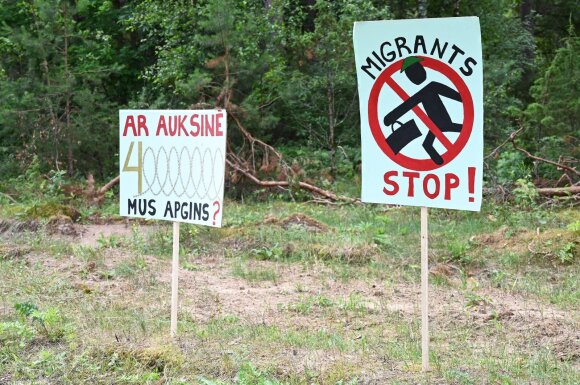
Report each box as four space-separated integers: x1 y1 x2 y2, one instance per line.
368 56 474 171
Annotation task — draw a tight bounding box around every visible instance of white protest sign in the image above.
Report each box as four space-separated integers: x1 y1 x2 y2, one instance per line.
354 17 483 211
119 110 226 227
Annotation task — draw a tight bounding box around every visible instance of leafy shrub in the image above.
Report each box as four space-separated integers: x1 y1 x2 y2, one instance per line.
495 151 530 186
0 321 35 347
251 245 284 261
567 220 580 234
557 242 576 264
445 239 473 265
14 302 71 342
513 178 539 208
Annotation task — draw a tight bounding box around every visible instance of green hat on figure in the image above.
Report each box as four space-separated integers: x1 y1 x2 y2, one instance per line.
400 56 424 72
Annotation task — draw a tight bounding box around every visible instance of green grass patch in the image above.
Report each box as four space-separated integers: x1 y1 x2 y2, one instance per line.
232 259 278 283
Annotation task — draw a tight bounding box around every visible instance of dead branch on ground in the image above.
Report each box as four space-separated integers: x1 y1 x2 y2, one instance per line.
89 174 119 204
226 158 358 203
536 186 580 196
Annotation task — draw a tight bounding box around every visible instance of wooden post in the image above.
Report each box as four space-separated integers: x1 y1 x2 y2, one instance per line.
170 221 180 338
420 206 429 371
419 4 429 372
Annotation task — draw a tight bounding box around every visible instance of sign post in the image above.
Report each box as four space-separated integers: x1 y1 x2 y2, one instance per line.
353 17 483 371
119 109 227 338
420 206 428 370
171 221 180 338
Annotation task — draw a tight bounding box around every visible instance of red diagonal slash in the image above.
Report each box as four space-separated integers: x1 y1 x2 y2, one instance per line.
385 76 454 151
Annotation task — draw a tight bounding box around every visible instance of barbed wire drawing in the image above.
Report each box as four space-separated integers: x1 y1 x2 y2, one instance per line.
136 145 224 200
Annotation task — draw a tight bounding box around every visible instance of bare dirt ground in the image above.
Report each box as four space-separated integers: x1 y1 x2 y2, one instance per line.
2 219 578 383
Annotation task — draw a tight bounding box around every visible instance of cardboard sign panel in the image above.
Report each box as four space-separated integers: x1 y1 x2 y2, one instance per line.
119 110 227 226
354 17 483 211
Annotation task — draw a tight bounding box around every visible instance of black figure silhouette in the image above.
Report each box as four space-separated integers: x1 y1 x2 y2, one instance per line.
383 57 462 165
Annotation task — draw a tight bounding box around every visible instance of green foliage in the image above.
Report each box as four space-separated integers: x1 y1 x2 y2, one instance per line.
495 151 530 186
0 320 35 348
513 178 540 208
464 292 491 309
338 293 370 314
522 25 579 180
11 302 70 343
445 239 473 265
129 224 173 258
97 233 123 249
0 0 127 177
557 242 576 264
0 0 577 195
567 220 580 234
287 294 334 314
1 156 55 201
251 245 285 261
472 1 536 148
14 302 38 318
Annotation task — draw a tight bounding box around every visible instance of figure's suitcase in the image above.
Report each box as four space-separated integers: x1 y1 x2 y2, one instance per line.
386 120 422 154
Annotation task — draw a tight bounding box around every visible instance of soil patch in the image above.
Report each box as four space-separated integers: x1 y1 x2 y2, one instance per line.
264 213 328 232
7 220 579 381
0 219 40 234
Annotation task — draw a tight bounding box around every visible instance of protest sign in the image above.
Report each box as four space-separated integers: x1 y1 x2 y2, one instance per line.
119 110 226 226
354 17 483 211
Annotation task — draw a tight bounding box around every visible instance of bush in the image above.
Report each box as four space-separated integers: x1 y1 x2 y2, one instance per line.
495 151 530 186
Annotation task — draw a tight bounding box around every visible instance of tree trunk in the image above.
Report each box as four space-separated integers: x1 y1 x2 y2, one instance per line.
418 0 427 18
63 2 74 176
519 0 536 136
327 72 336 182
520 0 534 22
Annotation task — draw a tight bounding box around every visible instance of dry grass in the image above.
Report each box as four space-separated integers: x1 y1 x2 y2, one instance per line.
0 202 578 384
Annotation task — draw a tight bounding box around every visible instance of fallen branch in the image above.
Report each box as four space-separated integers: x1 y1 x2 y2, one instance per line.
87 174 120 204
97 175 120 196
226 158 358 203
536 186 580 196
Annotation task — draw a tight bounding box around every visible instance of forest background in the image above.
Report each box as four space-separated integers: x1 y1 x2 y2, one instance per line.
0 0 578 197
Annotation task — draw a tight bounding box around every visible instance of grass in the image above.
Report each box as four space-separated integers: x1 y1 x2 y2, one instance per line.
285 294 335 315
0 196 578 384
231 259 279 283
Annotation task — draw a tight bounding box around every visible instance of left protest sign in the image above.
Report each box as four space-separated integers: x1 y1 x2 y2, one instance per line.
119 110 227 227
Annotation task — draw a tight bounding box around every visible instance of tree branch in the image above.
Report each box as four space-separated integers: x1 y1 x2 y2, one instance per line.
485 126 525 160
509 127 579 177
97 175 120 196
226 158 358 203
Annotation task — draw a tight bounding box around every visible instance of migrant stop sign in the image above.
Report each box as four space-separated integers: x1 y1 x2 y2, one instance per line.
354 17 483 211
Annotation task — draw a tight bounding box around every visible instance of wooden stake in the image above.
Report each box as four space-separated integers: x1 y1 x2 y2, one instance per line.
170 221 180 338
421 206 429 371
